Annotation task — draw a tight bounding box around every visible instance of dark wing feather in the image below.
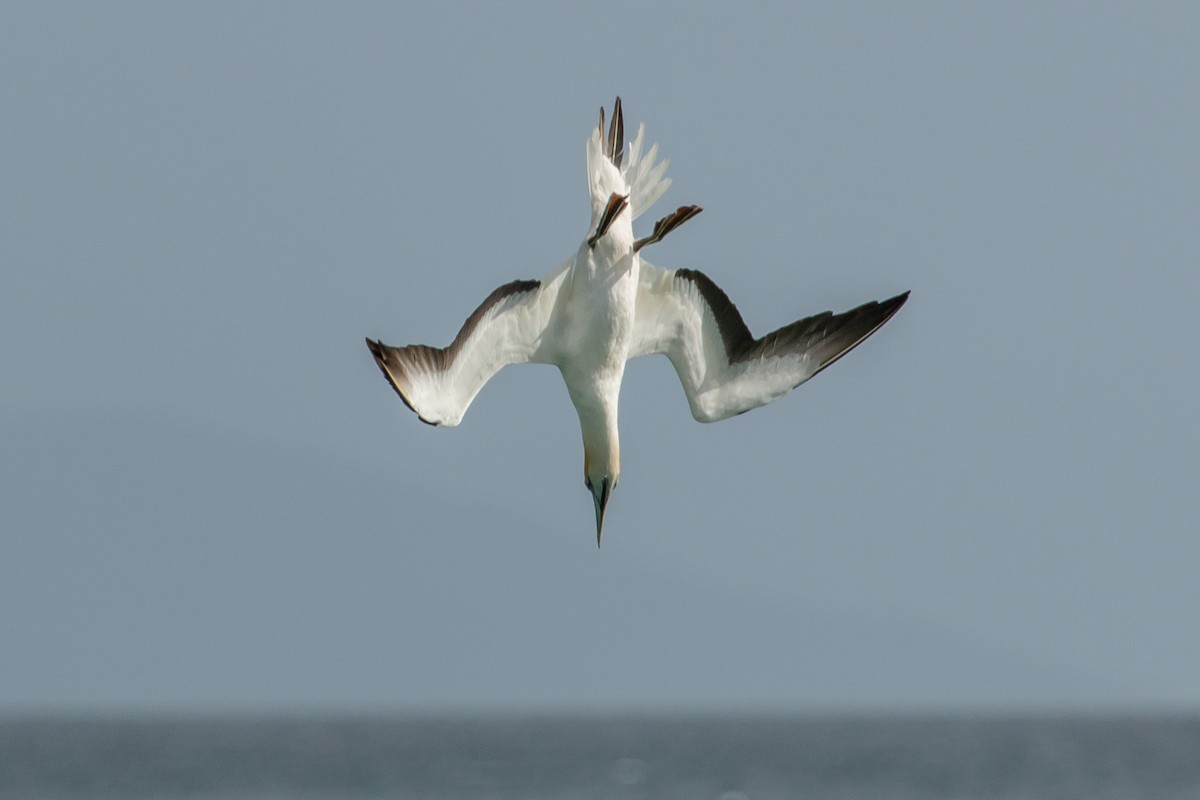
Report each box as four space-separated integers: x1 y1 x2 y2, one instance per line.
631 263 908 421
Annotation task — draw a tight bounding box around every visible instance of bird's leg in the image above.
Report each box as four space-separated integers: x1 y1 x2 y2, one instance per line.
633 205 703 253
587 192 630 249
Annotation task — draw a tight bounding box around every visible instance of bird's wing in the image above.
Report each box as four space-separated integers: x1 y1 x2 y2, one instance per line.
367 261 568 427
629 260 909 422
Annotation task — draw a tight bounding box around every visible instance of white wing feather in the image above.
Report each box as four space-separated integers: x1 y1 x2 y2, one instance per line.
630 260 909 422
368 261 569 426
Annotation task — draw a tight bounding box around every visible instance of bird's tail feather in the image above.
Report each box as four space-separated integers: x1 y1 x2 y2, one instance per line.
587 99 672 221
622 123 671 220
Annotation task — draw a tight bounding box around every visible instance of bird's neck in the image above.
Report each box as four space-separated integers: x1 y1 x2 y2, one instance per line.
579 402 621 489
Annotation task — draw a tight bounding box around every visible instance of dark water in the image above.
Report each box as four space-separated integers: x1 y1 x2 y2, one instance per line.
2 714 1198 799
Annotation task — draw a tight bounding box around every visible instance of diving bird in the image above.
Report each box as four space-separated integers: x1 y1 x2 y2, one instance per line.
366 98 908 546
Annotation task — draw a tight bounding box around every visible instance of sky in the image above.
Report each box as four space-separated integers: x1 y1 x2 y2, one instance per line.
2 2 1198 713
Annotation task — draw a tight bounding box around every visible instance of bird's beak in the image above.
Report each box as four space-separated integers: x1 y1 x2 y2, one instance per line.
591 477 611 548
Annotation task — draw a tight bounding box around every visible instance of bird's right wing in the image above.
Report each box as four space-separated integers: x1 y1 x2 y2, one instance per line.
367 261 568 427
629 261 909 422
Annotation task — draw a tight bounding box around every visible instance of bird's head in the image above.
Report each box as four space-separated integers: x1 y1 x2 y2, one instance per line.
585 472 616 548
583 441 620 548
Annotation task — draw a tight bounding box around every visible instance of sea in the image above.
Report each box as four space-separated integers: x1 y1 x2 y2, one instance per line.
2 714 1198 800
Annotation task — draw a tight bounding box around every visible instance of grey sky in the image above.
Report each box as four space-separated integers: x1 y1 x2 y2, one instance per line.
2 2 1197 712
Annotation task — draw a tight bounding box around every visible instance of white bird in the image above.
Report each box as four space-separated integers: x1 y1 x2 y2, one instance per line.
367 98 908 546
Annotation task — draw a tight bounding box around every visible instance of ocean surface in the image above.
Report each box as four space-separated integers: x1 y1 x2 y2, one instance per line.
2 714 1198 799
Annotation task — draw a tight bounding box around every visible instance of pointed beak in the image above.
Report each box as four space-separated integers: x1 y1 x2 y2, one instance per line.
591 477 611 548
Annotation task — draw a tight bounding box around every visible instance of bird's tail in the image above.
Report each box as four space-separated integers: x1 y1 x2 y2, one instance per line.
586 98 672 222
621 120 671 221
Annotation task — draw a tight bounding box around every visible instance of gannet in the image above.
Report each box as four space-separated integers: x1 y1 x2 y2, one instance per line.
367 98 908 546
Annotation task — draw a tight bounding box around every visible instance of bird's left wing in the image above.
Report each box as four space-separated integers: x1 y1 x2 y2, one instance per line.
629 260 908 422
367 262 568 427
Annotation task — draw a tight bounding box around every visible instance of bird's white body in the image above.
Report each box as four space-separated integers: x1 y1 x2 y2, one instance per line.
367 99 908 544
557 137 640 490
557 241 635 492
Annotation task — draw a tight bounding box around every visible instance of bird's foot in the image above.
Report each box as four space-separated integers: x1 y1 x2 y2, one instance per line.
588 192 630 249
633 205 703 253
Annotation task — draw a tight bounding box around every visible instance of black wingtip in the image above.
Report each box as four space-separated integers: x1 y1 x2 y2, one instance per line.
800 289 911 381
365 337 417 416
882 290 911 317
863 291 910 333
